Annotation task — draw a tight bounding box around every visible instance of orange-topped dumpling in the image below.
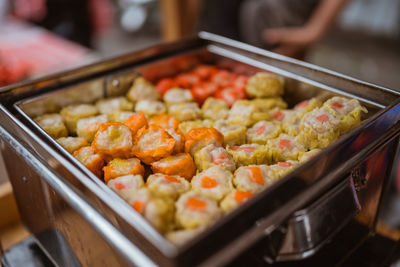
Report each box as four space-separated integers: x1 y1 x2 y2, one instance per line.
269 160 299 179
298 107 341 149
92 122 135 160
151 153 196 180
184 127 224 156
103 157 145 183
124 112 148 134
323 96 367 134
220 189 254 213
175 191 221 229
294 98 322 117
148 114 179 130
147 173 190 199
107 174 144 202
191 165 234 201
233 165 273 193
129 188 175 233
73 146 105 177
270 108 298 124
194 144 236 172
267 133 306 162
247 121 281 144
226 144 270 166
133 125 176 164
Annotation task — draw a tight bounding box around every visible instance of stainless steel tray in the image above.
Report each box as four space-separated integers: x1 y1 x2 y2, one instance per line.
0 32 399 267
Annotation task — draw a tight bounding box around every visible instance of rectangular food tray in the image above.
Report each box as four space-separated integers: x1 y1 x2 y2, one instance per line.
0 32 399 267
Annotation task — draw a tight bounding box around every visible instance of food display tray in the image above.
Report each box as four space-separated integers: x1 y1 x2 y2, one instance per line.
0 32 399 267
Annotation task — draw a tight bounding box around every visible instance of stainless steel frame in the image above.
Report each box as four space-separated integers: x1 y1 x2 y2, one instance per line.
0 32 399 267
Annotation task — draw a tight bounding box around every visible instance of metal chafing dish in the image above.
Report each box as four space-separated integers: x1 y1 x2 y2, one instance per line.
0 32 399 267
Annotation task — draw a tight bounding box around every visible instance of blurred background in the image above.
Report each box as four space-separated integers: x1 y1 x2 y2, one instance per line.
0 0 399 251
0 0 399 88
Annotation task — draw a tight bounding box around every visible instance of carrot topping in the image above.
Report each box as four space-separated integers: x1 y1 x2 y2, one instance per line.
332 101 344 109
163 175 181 183
234 190 254 203
248 166 265 185
212 154 229 165
273 111 284 121
187 197 207 211
230 146 256 153
278 139 291 149
316 114 329 123
278 162 292 167
114 181 126 190
255 126 266 135
132 200 145 214
295 100 309 109
201 176 218 188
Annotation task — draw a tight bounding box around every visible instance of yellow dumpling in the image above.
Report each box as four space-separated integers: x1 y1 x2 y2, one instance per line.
246 72 284 98
267 134 306 162
298 107 341 149
226 144 271 166
201 97 229 121
247 121 281 144
35 113 68 138
60 104 98 134
57 136 88 153
323 96 367 134
213 120 247 146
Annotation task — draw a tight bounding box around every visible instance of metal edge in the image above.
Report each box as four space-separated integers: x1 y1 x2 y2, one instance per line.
207 45 385 108
195 113 400 267
0 34 396 266
199 31 400 97
0 125 157 267
276 178 360 261
0 36 205 97
0 104 178 258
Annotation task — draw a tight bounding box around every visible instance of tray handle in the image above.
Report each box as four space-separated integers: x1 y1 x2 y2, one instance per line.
275 177 361 261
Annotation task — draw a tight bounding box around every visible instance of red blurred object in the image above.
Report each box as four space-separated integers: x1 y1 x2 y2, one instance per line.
0 54 31 86
232 75 248 91
156 78 176 96
215 86 246 107
0 19 89 86
175 73 200 89
13 0 47 21
88 0 114 36
191 64 218 80
211 70 237 88
191 82 219 105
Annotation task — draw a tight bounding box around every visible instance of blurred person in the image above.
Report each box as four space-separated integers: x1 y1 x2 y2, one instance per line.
199 0 350 58
8 0 114 47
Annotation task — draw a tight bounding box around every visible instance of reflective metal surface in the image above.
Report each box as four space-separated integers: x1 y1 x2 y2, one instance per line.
0 33 399 267
277 178 361 261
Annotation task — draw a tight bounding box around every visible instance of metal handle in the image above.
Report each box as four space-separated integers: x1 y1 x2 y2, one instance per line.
276 177 361 261
0 125 156 267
